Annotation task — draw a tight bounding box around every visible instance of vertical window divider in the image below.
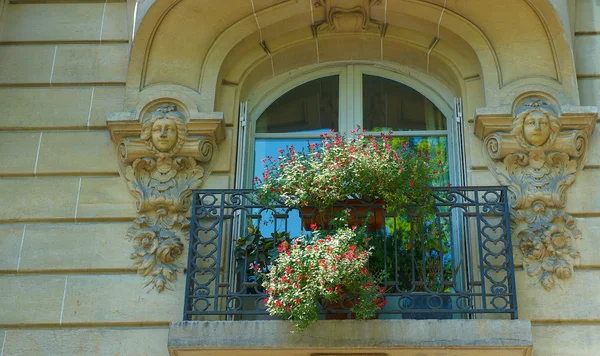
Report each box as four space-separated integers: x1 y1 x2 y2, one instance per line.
236 101 248 189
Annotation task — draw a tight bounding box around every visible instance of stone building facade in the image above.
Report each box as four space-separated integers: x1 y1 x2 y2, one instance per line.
0 0 599 355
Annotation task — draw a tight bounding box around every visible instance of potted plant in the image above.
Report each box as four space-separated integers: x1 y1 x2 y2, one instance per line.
253 129 442 229
260 226 386 330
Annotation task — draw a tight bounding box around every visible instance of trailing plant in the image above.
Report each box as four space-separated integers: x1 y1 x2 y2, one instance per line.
260 226 386 330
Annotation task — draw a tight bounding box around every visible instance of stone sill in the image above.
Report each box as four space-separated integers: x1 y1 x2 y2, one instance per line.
168 319 533 356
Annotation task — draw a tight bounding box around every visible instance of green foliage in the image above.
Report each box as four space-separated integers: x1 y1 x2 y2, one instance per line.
254 129 443 217
235 219 294 280
368 214 454 292
260 227 386 330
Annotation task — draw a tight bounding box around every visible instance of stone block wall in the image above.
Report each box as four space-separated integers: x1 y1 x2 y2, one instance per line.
0 1 176 355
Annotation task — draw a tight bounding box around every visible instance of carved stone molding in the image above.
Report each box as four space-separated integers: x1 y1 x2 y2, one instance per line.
312 0 386 37
475 98 597 290
108 103 225 292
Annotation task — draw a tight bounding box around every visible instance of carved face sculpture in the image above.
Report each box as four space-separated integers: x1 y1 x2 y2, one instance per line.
151 118 178 152
523 111 551 146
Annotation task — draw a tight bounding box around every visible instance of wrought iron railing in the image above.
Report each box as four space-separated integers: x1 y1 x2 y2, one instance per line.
184 186 517 320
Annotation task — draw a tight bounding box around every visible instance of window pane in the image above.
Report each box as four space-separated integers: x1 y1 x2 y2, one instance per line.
253 136 449 188
254 138 320 177
256 76 339 133
362 74 447 131
389 136 450 187
252 136 449 235
253 138 321 237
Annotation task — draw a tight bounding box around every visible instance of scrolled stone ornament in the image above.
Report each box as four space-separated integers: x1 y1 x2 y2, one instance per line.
476 97 596 291
111 103 219 292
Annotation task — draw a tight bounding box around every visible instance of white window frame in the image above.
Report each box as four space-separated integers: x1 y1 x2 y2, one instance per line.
243 64 460 188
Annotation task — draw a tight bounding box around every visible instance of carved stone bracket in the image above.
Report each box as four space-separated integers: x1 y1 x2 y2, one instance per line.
108 103 225 292
312 0 386 37
475 97 597 290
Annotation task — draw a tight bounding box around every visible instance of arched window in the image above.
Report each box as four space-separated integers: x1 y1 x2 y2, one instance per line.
243 65 460 188
237 65 467 302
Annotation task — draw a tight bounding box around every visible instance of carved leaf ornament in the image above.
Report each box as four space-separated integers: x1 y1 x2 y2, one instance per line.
477 98 596 291
108 103 221 292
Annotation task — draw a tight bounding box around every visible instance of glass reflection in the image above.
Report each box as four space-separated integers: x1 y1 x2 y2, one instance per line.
363 75 447 132
256 76 339 133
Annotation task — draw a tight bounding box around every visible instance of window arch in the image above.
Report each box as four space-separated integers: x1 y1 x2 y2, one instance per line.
242 64 461 189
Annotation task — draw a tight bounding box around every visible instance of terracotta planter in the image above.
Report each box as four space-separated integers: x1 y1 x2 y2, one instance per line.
301 199 385 230
321 296 379 320
322 296 357 320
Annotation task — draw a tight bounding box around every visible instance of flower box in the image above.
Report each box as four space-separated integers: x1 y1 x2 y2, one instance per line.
301 199 385 230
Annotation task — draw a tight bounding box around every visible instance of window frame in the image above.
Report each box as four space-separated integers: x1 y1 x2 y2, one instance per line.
244 64 460 189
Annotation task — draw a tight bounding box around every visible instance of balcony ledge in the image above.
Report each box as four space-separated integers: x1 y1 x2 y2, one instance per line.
168 319 532 356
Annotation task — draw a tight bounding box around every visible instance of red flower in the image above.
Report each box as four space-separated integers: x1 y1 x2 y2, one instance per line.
275 300 281 307
278 241 289 253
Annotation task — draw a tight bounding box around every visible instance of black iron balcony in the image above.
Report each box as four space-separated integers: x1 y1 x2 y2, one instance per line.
183 186 517 321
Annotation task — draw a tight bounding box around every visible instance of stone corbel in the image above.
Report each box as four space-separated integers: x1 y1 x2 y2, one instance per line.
108 103 225 292
312 0 386 37
475 97 597 291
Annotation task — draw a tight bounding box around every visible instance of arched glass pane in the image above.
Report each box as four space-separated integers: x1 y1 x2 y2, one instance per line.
362 74 447 131
256 76 339 133
390 136 450 187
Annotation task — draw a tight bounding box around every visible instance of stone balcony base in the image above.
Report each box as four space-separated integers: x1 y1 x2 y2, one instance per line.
168 319 532 356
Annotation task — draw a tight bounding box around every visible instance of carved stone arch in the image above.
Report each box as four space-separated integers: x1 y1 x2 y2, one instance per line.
127 0 580 113
203 0 493 111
